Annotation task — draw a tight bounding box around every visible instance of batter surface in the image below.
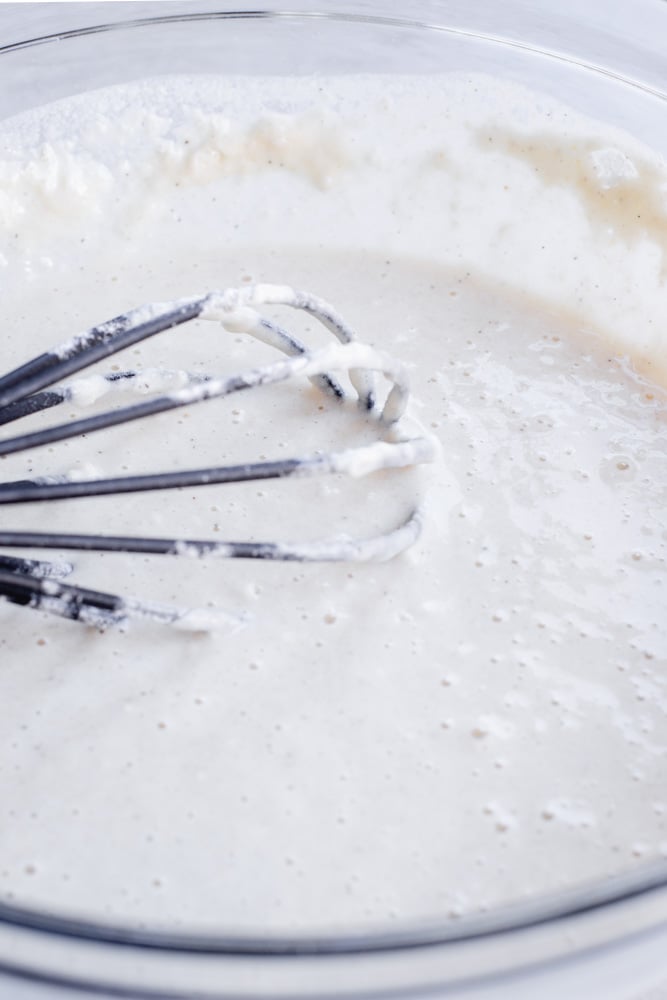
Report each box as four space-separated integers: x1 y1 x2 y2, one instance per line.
0 72 666 933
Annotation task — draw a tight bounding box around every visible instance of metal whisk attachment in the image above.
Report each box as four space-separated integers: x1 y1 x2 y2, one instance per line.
0 284 436 629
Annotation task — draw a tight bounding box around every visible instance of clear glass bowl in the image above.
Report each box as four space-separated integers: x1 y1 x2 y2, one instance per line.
1 4 667 997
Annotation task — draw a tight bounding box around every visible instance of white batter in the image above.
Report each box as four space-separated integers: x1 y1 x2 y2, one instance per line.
0 73 666 933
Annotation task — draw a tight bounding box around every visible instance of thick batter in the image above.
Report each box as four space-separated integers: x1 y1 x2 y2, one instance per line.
0 73 666 933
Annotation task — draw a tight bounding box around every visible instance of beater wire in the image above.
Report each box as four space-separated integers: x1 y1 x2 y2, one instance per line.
0 286 435 628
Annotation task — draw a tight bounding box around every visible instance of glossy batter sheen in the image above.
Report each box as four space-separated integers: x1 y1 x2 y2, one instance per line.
0 73 666 933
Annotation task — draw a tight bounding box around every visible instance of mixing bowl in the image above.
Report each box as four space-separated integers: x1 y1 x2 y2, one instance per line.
1 3 666 997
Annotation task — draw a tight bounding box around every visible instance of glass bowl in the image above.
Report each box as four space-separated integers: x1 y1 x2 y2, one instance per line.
1 3 666 997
